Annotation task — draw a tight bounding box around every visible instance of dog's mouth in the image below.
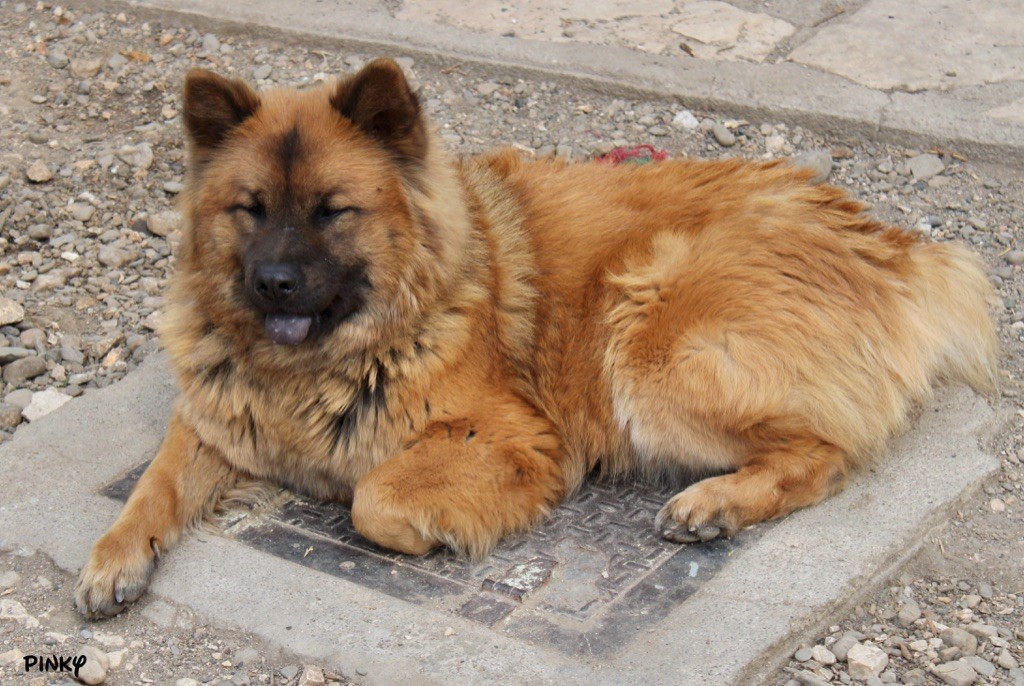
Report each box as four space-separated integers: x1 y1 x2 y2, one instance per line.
263 289 365 346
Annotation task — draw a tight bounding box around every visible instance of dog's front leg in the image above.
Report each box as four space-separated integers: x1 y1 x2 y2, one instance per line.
76 410 237 618
352 413 565 558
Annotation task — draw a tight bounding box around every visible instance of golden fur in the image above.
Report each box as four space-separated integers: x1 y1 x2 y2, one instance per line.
76 59 997 618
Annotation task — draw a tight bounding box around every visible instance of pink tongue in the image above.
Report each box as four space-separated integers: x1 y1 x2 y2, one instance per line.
265 313 313 345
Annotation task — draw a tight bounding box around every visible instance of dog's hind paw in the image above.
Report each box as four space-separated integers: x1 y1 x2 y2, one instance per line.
655 479 739 544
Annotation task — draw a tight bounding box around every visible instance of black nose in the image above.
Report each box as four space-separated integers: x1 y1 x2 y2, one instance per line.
252 262 303 305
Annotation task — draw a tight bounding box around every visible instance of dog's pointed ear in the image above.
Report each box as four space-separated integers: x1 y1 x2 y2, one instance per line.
183 69 260 156
331 58 427 165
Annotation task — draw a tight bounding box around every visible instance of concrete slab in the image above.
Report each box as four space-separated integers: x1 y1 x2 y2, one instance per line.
789 0 1024 91
0 352 1005 685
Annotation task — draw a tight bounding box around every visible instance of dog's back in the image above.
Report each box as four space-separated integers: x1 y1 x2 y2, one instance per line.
470 152 996 536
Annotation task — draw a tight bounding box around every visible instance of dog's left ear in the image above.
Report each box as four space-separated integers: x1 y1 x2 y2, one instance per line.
331 58 427 165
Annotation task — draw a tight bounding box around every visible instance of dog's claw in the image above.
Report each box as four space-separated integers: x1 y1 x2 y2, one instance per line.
658 519 701 544
695 525 721 542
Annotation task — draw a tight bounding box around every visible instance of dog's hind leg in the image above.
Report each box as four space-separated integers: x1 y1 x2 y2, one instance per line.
351 397 565 558
655 437 848 542
75 411 238 618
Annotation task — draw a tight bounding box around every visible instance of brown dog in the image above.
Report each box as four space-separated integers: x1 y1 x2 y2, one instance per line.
75 58 997 618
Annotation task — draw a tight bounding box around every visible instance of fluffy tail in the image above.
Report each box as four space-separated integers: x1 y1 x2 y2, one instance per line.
911 241 998 393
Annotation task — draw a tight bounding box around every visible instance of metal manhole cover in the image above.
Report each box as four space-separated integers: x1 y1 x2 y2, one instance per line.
101 464 756 655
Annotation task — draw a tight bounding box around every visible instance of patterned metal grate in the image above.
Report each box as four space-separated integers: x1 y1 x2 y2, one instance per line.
101 464 754 654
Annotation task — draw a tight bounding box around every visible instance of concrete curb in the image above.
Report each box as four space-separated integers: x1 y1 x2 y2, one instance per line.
96 0 1024 169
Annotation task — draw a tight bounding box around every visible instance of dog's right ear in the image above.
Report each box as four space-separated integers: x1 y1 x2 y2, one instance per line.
183 69 260 160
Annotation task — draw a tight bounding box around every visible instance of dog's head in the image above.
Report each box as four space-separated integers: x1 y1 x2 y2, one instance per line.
175 59 464 357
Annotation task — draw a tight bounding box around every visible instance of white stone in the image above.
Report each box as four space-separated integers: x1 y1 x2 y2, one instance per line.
298 665 326 686
22 389 72 422
98 246 132 268
931 659 978 686
672 110 700 130
76 645 109 685
967 622 999 638
147 210 181 237
34 269 68 291
811 645 837 665
106 649 127 669
69 202 96 222
26 160 53 183
70 57 103 78
765 134 787 154
117 143 154 170
908 154 945 181
847 642 889 680
0 296 25 326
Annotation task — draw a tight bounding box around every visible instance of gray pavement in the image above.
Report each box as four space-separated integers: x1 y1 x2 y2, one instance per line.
113 0 1024 168
0 353 1006 685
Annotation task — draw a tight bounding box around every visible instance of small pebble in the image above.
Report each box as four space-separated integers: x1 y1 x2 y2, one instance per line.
26 160 53 183
711 122 736 147
75 645 109 685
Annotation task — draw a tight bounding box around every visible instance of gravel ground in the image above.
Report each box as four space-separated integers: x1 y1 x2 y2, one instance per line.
0 2 1021 685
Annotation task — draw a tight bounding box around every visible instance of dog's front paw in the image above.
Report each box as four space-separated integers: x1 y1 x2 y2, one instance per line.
75 529 160 619
351 483 441 556
655 478 740 544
